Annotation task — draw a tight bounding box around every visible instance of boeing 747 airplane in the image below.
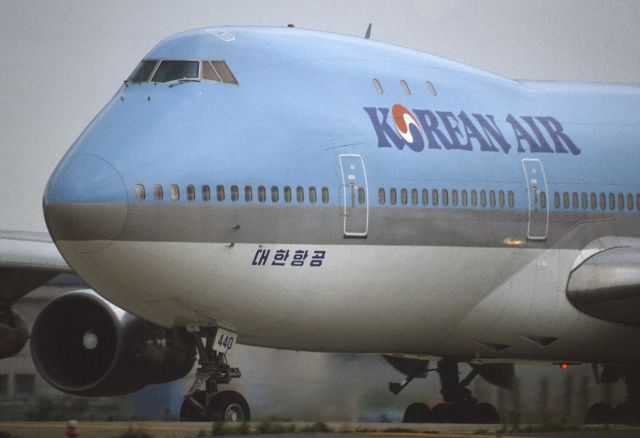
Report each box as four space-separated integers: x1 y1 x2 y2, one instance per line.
1 26 640 423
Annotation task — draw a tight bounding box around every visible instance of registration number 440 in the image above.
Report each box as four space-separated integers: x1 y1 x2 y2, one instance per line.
213 328 237 354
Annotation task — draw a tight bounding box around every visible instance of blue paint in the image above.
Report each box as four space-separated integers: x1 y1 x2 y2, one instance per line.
43 26 640 216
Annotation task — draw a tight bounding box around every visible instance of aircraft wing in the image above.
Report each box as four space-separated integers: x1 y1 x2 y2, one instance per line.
567 237 640 327
0 231 72 304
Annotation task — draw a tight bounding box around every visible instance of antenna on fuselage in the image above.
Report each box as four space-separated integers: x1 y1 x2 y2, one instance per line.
364 23 372 39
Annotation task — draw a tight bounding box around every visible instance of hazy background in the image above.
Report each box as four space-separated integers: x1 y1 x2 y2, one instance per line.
0 0 638 422
1 0 640 231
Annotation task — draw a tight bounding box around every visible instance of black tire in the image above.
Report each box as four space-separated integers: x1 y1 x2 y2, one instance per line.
585 402 612 424
612 401 640 424
473 402 499 424
431 403 447 423
180 390 207 421
449 401 475 423
208 390 251 422
403 402 430 423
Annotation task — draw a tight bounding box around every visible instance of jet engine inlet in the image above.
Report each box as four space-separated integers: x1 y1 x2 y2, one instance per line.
30 290 196 396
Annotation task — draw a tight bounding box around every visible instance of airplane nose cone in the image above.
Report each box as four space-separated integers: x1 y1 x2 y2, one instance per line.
43 154 128 254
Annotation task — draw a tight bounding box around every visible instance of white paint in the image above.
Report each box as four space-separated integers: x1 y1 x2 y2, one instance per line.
55 239 640 364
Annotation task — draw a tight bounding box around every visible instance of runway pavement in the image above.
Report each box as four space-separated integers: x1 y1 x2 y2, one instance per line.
0 422 639 438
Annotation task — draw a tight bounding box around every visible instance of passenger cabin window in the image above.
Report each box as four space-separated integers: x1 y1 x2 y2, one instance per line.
186 184 196 201
245 185 253 202
581 192 587 210
499 191 505 208
508 191 514 208
618 193 625 210
411 189 418 206
271 186 279 202
296 186 304 203
358 187 366 205
461 190 468 207
426 81 437 96
153 184 163 201
452 190 458 207
432 189 439 206
480 190 486 207
309 187 317 204
128 60 157 83
373 79 383 95
231 185 239 202
400 188 408 205
202 185 211 201
390 188 397 205
152 60 199 83
401 80 411 95
422 189 428 206
322 187 329 203
170 184 180 201
258 186 266 202
217 185 225 201
471 190 477 207
442 189 449 206
378 188 385 205
628 193 634 211
284 186 292 203
134 184 145 201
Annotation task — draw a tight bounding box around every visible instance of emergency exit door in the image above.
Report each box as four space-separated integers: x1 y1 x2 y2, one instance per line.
522 158 549 240
339 154 369 237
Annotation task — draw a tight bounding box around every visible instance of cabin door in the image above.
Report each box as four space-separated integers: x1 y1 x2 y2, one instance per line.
339 154 369 237
521 158 549 240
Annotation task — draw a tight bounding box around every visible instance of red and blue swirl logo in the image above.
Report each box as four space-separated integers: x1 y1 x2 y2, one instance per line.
391 104 423 145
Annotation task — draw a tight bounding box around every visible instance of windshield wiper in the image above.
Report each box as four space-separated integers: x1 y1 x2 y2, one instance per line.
169 78 200 87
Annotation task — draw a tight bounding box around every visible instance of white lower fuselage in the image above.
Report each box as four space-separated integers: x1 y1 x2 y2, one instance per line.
55 237 640 366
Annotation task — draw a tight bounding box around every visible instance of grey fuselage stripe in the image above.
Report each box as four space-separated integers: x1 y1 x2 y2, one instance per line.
45 203 636 250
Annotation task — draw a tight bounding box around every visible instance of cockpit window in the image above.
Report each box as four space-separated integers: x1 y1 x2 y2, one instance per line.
210 61 238 84
126 59 238 85
202 61 220 82
152 60 199 83
128 60 158 83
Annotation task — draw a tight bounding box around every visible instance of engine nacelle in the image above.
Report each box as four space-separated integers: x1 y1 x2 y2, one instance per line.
0 307 28 359
31 290 196 396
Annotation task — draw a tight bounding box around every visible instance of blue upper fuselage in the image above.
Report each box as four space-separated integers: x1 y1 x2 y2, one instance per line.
43 26 640 238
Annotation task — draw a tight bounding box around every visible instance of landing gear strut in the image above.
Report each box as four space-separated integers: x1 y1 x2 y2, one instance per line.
399 360 499 424
179 328 250 422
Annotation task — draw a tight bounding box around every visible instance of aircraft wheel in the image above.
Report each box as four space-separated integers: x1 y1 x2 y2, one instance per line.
449 401 475 423
431 403 447 422
585 402 612 424
403 402 430 423
611 401 640 424
473 402 499 423
180 390 207 421
208 390 251 422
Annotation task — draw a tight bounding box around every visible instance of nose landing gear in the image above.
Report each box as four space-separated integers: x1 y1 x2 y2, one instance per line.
179 328 250 422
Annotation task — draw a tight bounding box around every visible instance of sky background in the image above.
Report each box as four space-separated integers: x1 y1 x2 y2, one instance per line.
1 0 640 231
